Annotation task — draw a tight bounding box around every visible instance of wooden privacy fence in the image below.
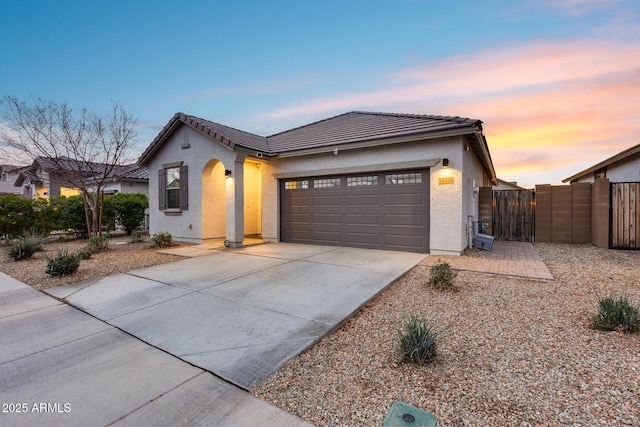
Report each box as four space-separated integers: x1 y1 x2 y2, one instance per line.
492 190 535 242
611 182 640 249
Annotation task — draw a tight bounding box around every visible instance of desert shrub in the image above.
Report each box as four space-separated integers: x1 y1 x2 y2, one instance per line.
87 234 110 253
7 229 47 260
397 315 444 366
111 192 148 235
591 294 640 333
130 230 143 243
428 261 458 289
151 232 175 248
45 250 80 277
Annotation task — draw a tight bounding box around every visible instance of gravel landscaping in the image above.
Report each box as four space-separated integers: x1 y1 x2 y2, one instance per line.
0 234 186 290
2 237 638 426
253 243 640 426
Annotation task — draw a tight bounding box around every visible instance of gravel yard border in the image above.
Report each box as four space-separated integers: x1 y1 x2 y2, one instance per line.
253 243 640 426
0 234 187 290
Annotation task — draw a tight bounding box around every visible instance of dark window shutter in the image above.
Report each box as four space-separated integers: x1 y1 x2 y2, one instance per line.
158 168 166 210
179 165 189 210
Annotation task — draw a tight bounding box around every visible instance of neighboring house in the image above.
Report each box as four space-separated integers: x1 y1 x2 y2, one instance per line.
15 156 148 199
563 142 640 184
494 179 526 190
0 164 27 195
139 111 497 255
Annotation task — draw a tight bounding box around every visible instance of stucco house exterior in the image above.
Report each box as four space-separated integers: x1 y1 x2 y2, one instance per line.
138 111 497 255
15 156 148 199
0 164 26 195
563 142 640 184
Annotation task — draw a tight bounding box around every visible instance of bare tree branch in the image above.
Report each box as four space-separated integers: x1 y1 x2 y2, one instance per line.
0 95 139 235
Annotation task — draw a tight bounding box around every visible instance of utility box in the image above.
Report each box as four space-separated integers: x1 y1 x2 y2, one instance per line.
383 401 437 427
475 233 495 251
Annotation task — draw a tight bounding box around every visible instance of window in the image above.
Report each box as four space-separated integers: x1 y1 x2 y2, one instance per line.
166 167 180 209
347 175 378 187
159 164 188 211
284 180 309 190
385 172 422 184
314 178 340 188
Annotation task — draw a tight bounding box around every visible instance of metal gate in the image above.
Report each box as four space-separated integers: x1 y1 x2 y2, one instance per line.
611 182 640 249
492 190 535 242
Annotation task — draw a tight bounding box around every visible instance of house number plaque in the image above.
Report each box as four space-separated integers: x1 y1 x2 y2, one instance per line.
438 177 454 185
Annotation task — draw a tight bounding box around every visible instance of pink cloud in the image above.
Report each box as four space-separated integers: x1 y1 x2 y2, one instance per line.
254 37 640 187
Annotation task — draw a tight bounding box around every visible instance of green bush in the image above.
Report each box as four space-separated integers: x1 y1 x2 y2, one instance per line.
111 192 148 235
0 196 52 237
7 229 48 260
45 250 80 277
591 294 640 333
49 195 89 237
398 315 444 366
151 232 175 248
87 234 110 253
428 261 458 289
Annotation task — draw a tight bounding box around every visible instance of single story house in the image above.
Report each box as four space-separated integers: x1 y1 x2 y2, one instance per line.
15 156 148 199
138 111 497 255
563 142 640 184
0 164 26 195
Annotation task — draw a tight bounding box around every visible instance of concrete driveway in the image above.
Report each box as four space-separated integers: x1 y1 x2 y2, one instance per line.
0 272 312 427
44 243 425 391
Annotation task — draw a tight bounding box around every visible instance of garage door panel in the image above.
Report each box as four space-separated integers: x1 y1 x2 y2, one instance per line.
346 232 381 245
313 213 342 224
281 169 429 253
347 214 380 226
289 196 311 207
313 195 342 206
385 214 424 226
313 230 343 244
284 213 311 224
345 194 380 206
384 193 425 206
385 234 425 248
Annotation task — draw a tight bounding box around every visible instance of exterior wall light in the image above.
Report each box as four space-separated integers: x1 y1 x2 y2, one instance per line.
225 169 232 178
442 158 449 168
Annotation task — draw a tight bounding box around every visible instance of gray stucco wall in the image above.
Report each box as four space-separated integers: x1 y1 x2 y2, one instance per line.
146 126 246 243
575 156 640 183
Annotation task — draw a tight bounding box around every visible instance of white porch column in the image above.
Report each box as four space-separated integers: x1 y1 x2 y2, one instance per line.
225 155 245 248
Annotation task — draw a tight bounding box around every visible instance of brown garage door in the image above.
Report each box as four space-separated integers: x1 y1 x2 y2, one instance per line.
280 169 430 253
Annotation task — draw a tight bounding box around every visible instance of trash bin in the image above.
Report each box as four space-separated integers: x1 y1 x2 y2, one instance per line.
474 233 494 251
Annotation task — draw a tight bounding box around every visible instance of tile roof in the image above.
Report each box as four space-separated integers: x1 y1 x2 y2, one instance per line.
138 113 269 164
117 165 148 181
267 111 483 152
137 110 496 184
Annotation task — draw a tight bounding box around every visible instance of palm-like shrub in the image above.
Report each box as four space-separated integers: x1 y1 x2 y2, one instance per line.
591 294 640 333
398 315 444 365
7 229 47 260
45 250 80 277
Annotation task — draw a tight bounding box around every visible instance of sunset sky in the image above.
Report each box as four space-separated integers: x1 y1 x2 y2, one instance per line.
1 0 638 188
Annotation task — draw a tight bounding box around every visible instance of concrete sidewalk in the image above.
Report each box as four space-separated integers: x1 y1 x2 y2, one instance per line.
0 272 312 427
44 243 425 391
420 241 554 281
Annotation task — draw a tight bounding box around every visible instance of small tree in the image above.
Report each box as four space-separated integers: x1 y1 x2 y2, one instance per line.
0 96 138 236
111 192 148 235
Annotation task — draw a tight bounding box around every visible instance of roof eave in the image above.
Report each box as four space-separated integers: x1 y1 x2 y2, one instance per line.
274 126 479 158
563 143 640 183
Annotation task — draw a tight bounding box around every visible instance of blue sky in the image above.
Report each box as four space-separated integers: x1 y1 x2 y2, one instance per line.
1 0 639 188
